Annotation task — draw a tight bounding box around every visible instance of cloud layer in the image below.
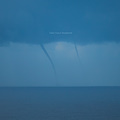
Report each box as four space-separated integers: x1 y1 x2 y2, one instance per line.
0 0 120 46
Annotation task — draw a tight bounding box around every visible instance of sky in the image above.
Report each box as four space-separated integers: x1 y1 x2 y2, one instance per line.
0 0 120 86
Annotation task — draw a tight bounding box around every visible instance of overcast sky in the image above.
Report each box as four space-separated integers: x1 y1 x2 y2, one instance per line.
0 0 120 86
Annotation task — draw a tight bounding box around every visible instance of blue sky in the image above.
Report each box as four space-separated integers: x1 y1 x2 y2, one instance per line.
0 0 120 86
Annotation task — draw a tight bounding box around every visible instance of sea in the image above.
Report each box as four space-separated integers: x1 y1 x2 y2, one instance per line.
0 87 120 120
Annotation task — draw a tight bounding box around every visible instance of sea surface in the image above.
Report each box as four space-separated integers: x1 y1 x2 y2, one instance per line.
0 87 120 120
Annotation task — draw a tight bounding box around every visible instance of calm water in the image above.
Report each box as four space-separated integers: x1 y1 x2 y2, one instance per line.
0 87 120 120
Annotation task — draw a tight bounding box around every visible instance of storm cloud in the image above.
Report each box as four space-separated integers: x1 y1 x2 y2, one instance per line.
0 0 120 46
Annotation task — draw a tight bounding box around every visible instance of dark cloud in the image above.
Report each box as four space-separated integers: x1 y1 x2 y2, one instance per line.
0 0 120 46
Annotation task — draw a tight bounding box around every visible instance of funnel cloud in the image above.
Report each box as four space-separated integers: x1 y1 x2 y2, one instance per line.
40 44 56 76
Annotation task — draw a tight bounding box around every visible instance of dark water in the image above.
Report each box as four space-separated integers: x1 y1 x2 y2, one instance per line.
0 87 120 120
